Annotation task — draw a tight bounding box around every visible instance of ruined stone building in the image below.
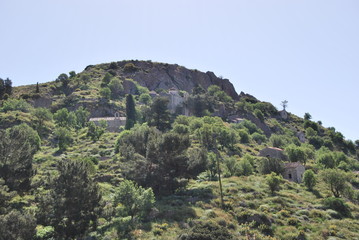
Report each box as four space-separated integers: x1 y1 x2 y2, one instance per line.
259 147 288 161
283 162 305 183
89 112 126 132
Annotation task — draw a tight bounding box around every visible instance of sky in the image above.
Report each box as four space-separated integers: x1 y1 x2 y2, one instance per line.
1 0 358 141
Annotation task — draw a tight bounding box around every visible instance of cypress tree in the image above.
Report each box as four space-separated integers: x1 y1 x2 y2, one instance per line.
36 82 40 93
125 94 136 130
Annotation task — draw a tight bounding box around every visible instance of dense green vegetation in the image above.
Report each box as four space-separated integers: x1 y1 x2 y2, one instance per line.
1 62 359 239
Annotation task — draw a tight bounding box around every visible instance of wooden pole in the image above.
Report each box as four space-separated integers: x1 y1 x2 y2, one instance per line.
212 134 224 209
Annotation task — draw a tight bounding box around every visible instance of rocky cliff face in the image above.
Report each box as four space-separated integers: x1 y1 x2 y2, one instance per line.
90 60 239 100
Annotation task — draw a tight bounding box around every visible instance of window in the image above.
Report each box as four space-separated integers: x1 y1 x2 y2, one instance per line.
288 174 292 179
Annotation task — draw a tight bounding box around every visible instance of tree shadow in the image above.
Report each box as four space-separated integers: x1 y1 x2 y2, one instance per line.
154 186 215 223
311 189 322 198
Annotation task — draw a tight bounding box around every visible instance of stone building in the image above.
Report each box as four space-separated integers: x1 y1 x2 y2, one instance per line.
89 112 126 132
283 162 305 183
259 147 287 161
296 131 306 143
279 110 288 120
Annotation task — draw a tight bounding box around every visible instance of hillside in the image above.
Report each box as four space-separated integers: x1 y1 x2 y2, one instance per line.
0 60 359 240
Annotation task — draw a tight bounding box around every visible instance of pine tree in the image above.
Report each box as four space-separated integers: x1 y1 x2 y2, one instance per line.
51 159 101 239
148 97 170 131
125 94 136 130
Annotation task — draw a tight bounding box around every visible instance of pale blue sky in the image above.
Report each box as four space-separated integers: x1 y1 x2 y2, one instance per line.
1 0 358 141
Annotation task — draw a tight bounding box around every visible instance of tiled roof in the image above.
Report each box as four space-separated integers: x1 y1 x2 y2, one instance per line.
267 147 283 151
284 162 303 168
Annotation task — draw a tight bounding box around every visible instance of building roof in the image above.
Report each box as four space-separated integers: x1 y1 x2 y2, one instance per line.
284 162 303 169
266 147 283 151
89 117 126 121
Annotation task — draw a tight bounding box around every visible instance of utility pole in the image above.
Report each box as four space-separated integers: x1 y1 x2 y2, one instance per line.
212 134 224 209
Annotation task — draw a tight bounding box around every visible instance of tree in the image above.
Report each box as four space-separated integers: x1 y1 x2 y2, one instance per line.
285 144 306 164
0 124 40 191
54 108 70 127
355 140 359 149
125 94 136 130
69 71 76 78
186 147 208 177
238 158 254 176
317 152 336 168
34 107 52 133
75 106 90 129
114 180 155 221
99 87 111 100
148 97 171 131
304 112 312 121
266 172 283 194
0 210 36 240
117 125 193 195
4 78 12 96
101 72 112 87
196 124 216 150
238 129 250 144
54 127 72 151
303 170 316 190
86 121 106 142
281 100 288 110
321 169 352 197
36 82 40 93
56 73 70 88
108 77 123 99
50 159 101 239
0 78 4 99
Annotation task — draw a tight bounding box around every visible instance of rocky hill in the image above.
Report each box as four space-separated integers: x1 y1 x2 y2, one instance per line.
86 60 239 100
1 60 359 240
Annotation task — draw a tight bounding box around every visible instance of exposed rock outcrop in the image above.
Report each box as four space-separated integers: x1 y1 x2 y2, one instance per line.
90 60 239 100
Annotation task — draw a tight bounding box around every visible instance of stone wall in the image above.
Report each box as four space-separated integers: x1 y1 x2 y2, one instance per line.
89 116 126 132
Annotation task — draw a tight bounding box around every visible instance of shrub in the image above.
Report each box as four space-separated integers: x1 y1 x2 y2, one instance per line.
0 98 32 112
269 134 286 148
322 197 351 218
252 132 266 144
266 172 283 194
238 129 250 144
139 93 151 104
123 63 139 73
303 170 316 190
254 109 265 121
179 221 233 240
238 158 253 176
285 144 306 164
258 157 284 175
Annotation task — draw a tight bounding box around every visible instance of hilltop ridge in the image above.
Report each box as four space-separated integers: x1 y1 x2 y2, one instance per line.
85 60 239 100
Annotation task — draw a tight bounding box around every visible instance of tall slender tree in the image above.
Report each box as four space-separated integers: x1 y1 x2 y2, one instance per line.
125 94 136 130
